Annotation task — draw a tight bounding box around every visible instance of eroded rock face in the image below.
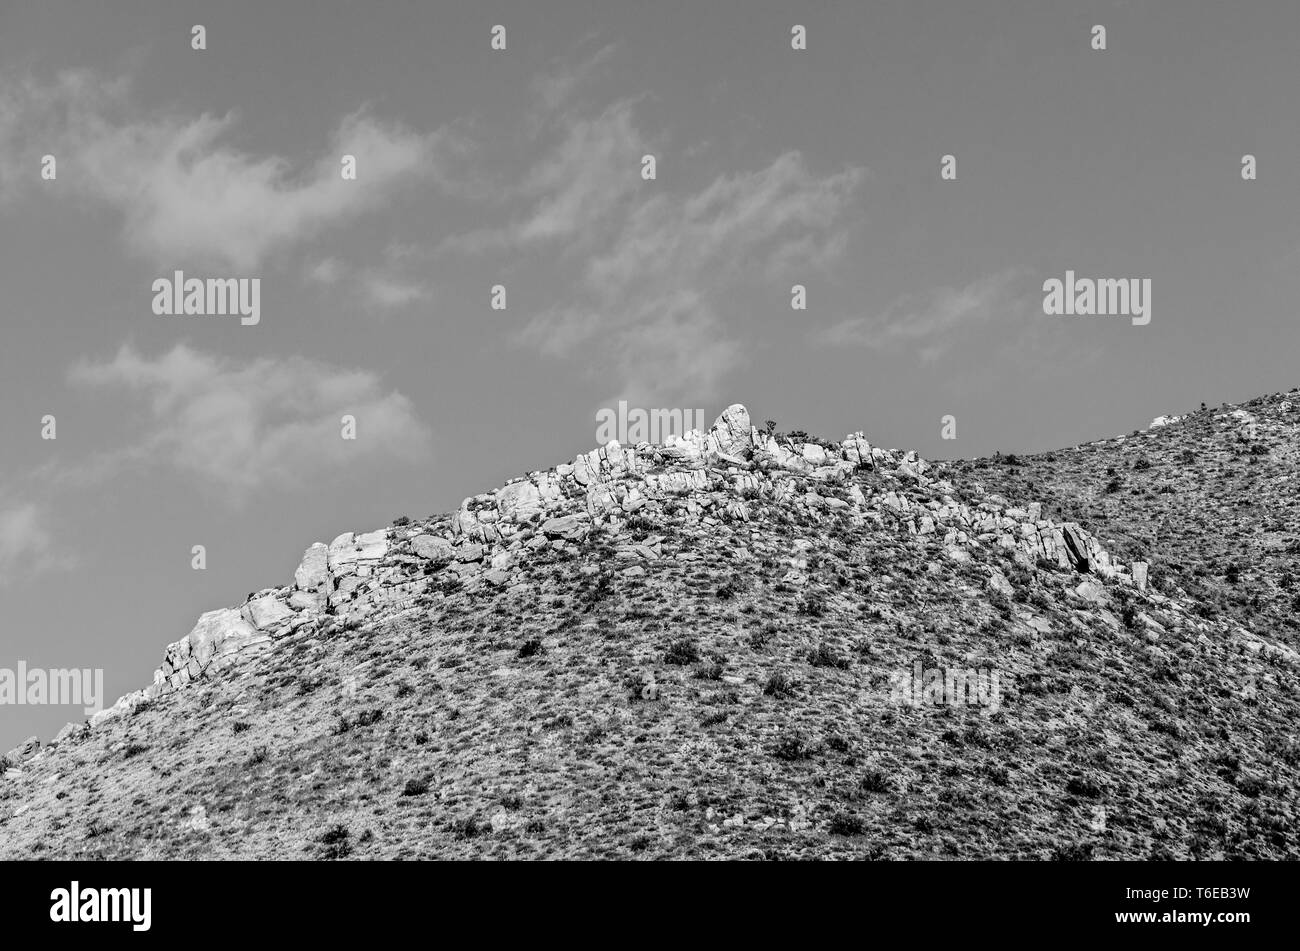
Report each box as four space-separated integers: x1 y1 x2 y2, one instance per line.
82 401 1147 735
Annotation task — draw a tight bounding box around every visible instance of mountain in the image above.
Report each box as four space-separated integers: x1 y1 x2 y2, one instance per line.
3 394 1298 860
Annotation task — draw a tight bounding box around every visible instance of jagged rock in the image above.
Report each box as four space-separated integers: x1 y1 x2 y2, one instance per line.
1132 561 1149 591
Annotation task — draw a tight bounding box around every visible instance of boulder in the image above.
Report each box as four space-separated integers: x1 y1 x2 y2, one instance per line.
708 404 753 458
411 535 455 563
6 736 39 761
294 543 329 592
987 570 1014 598
496 481 542 521
243 595 295 631
540 515 584 539
184 608 259 668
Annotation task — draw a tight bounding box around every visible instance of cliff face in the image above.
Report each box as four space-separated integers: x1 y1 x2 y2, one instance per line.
2 396 1297 860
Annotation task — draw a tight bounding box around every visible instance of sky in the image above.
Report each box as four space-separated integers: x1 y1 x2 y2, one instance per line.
1 0 1298 749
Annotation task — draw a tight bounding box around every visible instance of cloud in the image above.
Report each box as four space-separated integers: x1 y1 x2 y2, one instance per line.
1 70 457 270
439 99 648 256
359 273 429 309
512 135 865 400
0 497 56 583
814 269 1034 361
68 345 432 500
530 42 617 116
303 253 432 311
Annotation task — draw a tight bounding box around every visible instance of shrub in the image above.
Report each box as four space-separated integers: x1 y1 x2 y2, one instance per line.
517 637 544 658
828 812 866 836
772 732 812 761
763 671 796 698
798 593 827 617
1065 776 1103 798
861 769 892 793
663 638 700 665
808 643 850 670
319 824 352 859
401 777 431 797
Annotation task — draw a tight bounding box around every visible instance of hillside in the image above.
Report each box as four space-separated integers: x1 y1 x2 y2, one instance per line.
2 397 1298 860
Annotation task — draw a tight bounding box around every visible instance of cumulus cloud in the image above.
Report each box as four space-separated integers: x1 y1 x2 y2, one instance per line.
1 69 457 270
68 345 432 500
814 269 1034 361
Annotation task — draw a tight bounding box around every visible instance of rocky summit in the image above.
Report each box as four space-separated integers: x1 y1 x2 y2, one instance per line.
2 395 1298 860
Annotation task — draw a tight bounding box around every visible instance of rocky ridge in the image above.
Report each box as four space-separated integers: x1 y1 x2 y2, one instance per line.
6 404 1164 763
3 396 1297 860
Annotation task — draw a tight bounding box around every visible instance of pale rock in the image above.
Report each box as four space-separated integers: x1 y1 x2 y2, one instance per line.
411 535 455 563
541 515 583 539
496 480 542 520
708 404 753 458
294 543 330 592
987 570 1014 597
1074 579 1108 604
244 595 294 631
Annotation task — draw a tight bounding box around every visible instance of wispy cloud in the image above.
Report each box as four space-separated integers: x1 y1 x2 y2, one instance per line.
1 69 461 270
814 269 1033 361
517 138 865 401
304 250 432 312
530 41 617 116
445 79 865 402
0 496 59 583
67 345 432 500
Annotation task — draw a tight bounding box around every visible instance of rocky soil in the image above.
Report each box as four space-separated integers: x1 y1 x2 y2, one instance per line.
2 394 1297 860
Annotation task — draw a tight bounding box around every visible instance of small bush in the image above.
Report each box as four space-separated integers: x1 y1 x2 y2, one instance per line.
861 769 892 793
763 671 796 698
772 732 812 761
828 812 866 836
808 643 850 669
402 777 431 797
663 638 700 665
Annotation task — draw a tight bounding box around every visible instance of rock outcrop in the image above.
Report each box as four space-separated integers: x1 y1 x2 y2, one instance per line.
61 403 1156 737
